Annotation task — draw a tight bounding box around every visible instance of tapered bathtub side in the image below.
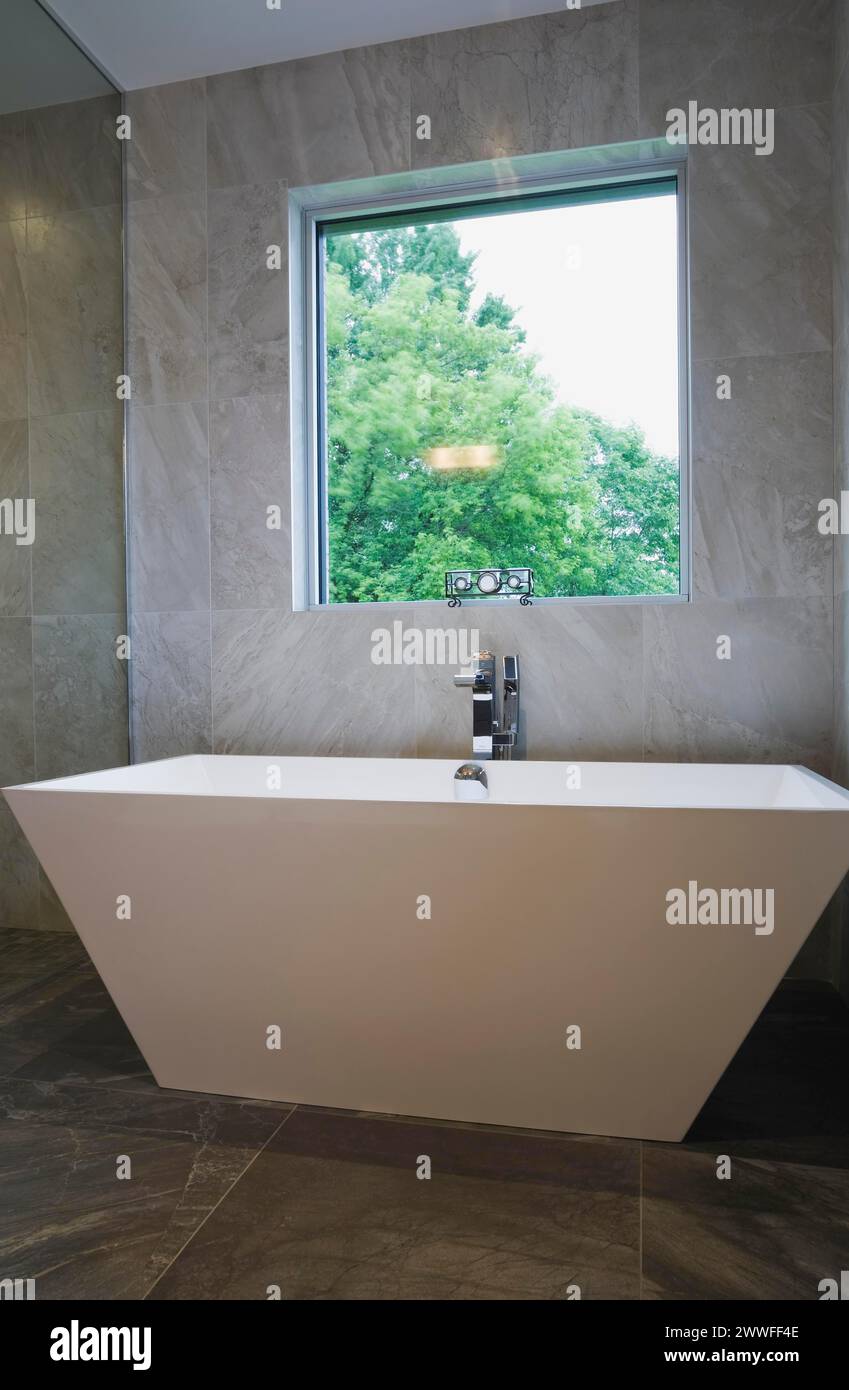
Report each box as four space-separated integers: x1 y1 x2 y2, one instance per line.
5 784 849 1141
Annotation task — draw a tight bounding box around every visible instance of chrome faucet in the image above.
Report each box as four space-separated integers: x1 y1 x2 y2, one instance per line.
453 650 520 760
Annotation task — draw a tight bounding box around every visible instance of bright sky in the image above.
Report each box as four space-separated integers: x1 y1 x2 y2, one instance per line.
455 192 680 456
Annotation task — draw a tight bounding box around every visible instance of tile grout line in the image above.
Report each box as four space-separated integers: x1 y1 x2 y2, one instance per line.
692 347 833 366
691 346 834 367
141 1102 298 1301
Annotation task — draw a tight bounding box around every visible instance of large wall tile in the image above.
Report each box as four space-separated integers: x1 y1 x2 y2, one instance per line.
833 17 849 999
835 592 849 788
131 611 212 761
0 616 34 783
0 219 26 423
0 616 35 930
207 43 409 191
127 192 207 405
837 0 849 88
413 601 643 761
126 80 206 203
640 0 832 136
690 104 831 361
412 611 491 759
524 601 644 762
208 181 287 401
26 94 121 217
644 597 832 771
33 614 128 780
0 335 27 425
129 402 209 615
0 219 26 337
835 55 849 350
27 206 123 418
411 1 637 168
0 419 30 616
211 393 289 610
0 114 26 222
0 803 39 931
212 607 416 756
38 870 74 933
692 354 833 599
29 409 125 616
836 335 849 597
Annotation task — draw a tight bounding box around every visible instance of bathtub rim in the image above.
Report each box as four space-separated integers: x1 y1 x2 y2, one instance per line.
4 754 849 814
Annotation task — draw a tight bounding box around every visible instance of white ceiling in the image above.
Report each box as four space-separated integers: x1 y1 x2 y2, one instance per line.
42 0 616 92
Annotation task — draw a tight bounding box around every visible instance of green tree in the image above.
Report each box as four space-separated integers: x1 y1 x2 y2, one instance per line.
323 224 679 603
578 413 679 595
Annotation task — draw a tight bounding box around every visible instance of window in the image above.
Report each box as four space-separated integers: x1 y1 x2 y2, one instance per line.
305 169 686 606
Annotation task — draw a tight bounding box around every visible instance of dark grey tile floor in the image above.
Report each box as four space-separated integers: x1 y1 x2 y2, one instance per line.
0 927 847 1301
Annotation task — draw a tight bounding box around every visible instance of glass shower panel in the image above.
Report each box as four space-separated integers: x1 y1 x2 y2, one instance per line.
0 0 127 930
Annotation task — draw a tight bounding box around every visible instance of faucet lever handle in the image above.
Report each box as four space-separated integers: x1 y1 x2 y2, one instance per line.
454 651 494 687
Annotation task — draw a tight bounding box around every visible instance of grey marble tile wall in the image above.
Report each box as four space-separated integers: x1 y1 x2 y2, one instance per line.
125 1 837 977
834 0 849 662
125 78 211 764
831 0 849 998
409 1 638 166
206 44 411 189
0 93 127 931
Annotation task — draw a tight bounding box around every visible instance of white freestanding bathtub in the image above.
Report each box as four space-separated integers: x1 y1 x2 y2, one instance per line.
5 756 849 1142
